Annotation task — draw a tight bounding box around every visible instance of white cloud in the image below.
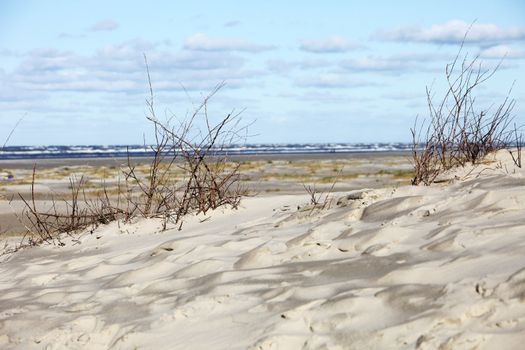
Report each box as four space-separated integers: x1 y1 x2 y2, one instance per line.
299 58 333 69
17 48 79 73
266 58 334 74
340 57 412 73
0 83 46 103
375 20 525 45
184 33 275 52
295 74 373 89
480 45 525 59
90 19 119 32
2 39 264 96
381 91 422 100
96 38 156 63
0 48 21 57
154 50 245 71
266 59 296 74
300 36 360 53
339 53 447 74
296 91 371 104
58 32 86 39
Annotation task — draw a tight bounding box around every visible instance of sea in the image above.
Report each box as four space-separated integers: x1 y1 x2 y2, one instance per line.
0 143 412 160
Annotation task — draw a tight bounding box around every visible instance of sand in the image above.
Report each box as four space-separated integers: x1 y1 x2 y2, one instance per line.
0 152 413 236
1 150 525 349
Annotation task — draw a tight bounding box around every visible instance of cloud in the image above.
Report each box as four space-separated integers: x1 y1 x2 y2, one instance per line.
339 52 447 74
299 58 333 69
295 74 374 89
296 91 372 104
18 48 79 73
58 32 86 39
388 52 449 62
0 48 21 57
154 50 245 71
381 91 422 100
90 19 119 32
224 20 241 27
0 83 47 103
184 33 275 52
340 57 413 73
300 36 360 53
480 45 525 59
375 20 525 45
2 38 264 97
266 59 296 74
97 38 156 62
266 58 335 74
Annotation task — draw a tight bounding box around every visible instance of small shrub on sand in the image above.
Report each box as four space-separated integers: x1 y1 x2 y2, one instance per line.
17 169 121 245
122 59 247 230
302 167 343 211
411 32 522 185
18 58 247 244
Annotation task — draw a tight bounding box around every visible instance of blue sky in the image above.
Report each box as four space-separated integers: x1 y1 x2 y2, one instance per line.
1 0 524 145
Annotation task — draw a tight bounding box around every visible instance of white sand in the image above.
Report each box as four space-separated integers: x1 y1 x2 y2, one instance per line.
1 150 525 349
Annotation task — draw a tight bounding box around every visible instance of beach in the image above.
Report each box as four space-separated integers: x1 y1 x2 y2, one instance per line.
1 150 524 349
0 152 413 236
3 2 524 348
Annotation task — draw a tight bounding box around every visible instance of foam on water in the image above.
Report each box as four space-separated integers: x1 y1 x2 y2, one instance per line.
0 143 412 160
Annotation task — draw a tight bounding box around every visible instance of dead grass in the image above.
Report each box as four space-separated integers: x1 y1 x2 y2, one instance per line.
376 169 415 179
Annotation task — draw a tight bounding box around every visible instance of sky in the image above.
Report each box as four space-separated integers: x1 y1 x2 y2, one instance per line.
1 0 524 145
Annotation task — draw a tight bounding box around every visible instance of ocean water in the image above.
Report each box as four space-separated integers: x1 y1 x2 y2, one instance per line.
0 143 412 160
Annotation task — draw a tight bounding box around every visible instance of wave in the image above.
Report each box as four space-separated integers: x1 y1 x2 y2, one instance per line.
0 143 413 160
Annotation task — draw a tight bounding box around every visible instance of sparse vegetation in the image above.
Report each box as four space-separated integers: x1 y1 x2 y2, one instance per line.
17 167 123 245
16 58 247 244
376 169 414 180
411 32 522 185
122 68 247 230
302 167 343 210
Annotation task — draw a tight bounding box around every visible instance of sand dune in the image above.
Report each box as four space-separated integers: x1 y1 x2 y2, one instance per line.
1 151 525 349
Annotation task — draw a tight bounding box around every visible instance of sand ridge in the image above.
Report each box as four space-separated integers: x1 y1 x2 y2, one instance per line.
1 151 525 349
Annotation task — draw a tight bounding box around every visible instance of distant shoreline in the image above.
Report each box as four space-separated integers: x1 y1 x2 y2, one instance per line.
0 150 412 169
0 143 414 162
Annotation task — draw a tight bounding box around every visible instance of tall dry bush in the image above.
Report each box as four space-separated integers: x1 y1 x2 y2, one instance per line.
411 34 521 185
123 57 247 229
18 58 247 243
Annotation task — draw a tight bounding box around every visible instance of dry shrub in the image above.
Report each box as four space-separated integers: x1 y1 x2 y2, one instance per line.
411 34 521 185
123 57 247 230
302 167 343 212
17 168 123 245
18 58 247 243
